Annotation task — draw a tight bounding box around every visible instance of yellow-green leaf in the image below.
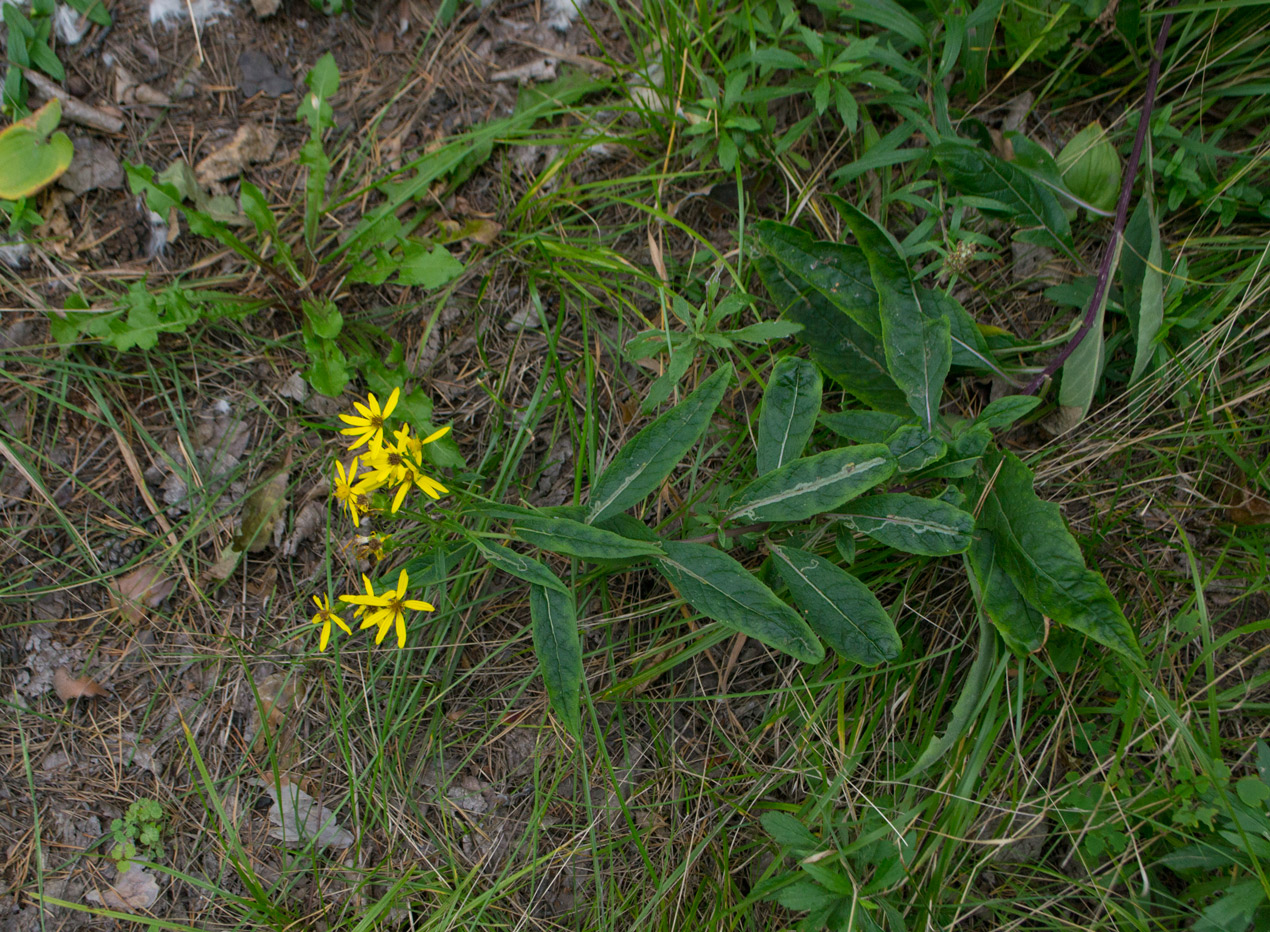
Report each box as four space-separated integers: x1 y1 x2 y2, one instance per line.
0 100 74 199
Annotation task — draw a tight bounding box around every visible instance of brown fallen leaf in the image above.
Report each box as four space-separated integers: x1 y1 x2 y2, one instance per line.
263 781 354 848
194 123 280 185
436 217 502 247
235 467 289 553
86 864 159 911
54 667 108 700
109 562 177 624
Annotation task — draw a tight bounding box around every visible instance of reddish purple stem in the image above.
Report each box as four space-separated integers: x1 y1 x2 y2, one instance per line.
1024 5 1177 397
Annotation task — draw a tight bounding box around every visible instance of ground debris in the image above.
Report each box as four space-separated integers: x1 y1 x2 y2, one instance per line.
53 667 109 700
195 124 280 186
86 864 160 911
108 562 178 624
262 780 355 849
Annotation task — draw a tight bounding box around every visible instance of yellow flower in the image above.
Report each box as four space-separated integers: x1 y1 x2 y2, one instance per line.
332 457 376 525
388 468 449 513
310 595 352 652
339 573 379 621
338 387 400 450
338 569 433 649
362 432 415 489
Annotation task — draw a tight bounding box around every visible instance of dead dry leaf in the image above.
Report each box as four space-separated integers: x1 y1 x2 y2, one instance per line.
281 499 323 557
87 864 160 911
437 217 502 246
194 123 280 185
235 467 289 553
205 543 243 581
53 667 108 700
58 136 124 195
264 782 354 848
109 563 177 623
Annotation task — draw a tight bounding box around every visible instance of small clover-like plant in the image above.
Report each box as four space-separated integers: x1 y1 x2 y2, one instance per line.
109 798 165 870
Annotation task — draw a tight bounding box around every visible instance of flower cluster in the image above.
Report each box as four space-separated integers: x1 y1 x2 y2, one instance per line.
309 387 450 652
332 387 451 521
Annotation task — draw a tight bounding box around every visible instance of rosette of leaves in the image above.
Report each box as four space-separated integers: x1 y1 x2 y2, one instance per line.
462 203 1141 748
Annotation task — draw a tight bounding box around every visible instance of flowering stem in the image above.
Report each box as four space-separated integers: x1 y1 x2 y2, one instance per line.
1023 3 1177 397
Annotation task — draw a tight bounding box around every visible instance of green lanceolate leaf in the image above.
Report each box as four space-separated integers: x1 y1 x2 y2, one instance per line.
965 529 1046 654
657 541 824 663
754 221 882 335
838 201 952 431
757 357 823 475
587 365 732 524
529 583 583 739
973 395 1041 431
837 493 973 556
757 256 908 414
886 424 947 472
477 541 569 594
934 139 1074 256
728 444 895 524
770 545 900 666
820 410 909 443
515 515 664 560
1057 234 1122 427
1124 197 1164 387
978 451 1143 664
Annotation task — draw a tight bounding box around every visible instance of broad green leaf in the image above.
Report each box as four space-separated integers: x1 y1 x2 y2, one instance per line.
1193 879 1264 932
757 357 822 474
834 525 856 564
760 811 819 851
306 53 340 97
1056 122 1121 214
921 286 1000 375
657 541 824 663
1056 235 1121 427
973 395 1041 431
754 222 882 336
820 410 908 443
728 444 894 524
978 451 1143 665
302 332 349 396
837 493 973 556
886 424 946 472
757 256 908 413
515 515 664 560
587 366 731 524
477 541 569 594
396 242 464 288
302 298 342 340
838 201 952 430
934 140 1074 255
529 583 583 739
0 100 73 199
965 529 1046 654
770 545 900 666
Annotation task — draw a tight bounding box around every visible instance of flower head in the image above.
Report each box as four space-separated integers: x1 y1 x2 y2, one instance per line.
338 388 401 451
338 569 434 649
332 457 377 526
310 594 352 652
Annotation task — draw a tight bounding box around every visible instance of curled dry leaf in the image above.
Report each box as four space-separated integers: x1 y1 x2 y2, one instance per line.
256 671 296 729
86 863 160 911
264 781 354 848
54 667 108 700
235 467 289 553
109 562 177 624
194 123 280 185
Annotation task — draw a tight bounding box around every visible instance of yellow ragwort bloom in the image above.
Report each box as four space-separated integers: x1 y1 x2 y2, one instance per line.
339 569 434 649
310 594 352 652
362 424 451 513
339 573 378 621
332 457 378 526
338 387 401 451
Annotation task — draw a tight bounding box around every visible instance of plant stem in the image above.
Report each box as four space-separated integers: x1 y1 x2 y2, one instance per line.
1024 3 1177 397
